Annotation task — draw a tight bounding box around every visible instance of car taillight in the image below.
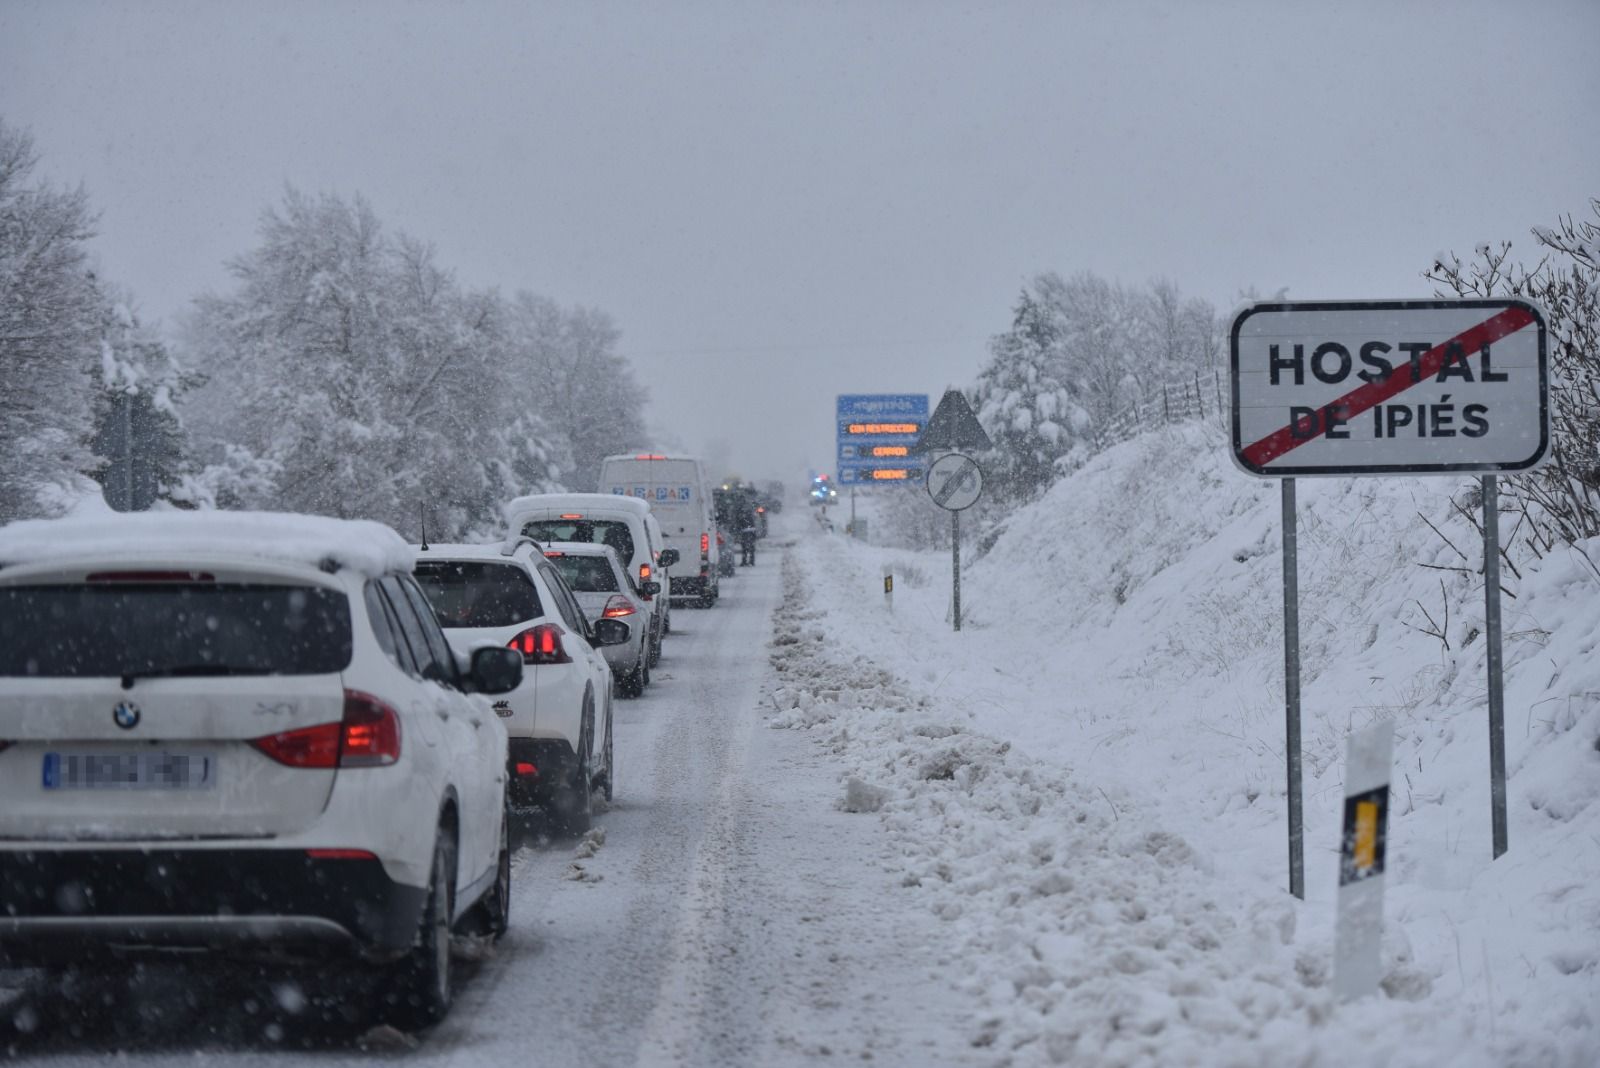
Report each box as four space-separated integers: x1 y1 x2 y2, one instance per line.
250 690 401 769
305 849 377 860
717 532 726 547
701 532 710 554
339 690 402 767
251 722 341 768
508 623 572 665
639 563 652 581
602 595 636 619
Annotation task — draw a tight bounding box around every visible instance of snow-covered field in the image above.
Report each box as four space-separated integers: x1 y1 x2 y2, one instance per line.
781 420 1599 1066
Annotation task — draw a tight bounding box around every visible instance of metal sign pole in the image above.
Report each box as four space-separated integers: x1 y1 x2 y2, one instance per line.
1483 475 1508 858
951 510 962 632
1282 477 1305 900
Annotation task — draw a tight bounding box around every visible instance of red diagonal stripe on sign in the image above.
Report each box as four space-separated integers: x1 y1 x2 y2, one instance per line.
1241 305 1536 468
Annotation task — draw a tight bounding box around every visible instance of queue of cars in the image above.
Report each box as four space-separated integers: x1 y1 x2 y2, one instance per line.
0 452 735 1028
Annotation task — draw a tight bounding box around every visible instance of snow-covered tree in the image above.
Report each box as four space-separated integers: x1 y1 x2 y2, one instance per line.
0 118 102 519
1427 200 1600 552
972 287 1086 504
181 187 575 537
503 292 646 492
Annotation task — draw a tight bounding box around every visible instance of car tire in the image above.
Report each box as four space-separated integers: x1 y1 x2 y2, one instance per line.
599 707 614 803
383 825 456 1030
621 658 645 698
551 701 593 835
482 808 511 940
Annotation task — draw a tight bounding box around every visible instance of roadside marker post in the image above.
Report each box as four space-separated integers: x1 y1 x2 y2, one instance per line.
1230 299 1548 894
883 566 894 612
1334 720 1395 1000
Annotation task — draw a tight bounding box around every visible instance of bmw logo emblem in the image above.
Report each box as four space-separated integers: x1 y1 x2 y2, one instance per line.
113 701 142 730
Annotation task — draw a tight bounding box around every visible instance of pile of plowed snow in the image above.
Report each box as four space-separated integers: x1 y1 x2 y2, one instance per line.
776 419 1599 1066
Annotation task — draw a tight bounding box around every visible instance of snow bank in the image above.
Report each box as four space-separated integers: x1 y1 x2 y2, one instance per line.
780 421 1599 1065
0 510 415 578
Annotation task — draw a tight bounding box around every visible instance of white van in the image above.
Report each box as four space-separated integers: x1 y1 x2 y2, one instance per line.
598 453 721 607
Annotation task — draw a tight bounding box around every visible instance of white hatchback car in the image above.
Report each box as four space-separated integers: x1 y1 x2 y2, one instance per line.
411 539 628 832
0 512 522 1029
540 542 657 697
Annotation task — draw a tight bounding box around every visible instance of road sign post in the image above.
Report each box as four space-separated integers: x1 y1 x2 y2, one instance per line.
1231 299 1547 889
918 390 993 634
926 452 984 631
1282 477 1304 900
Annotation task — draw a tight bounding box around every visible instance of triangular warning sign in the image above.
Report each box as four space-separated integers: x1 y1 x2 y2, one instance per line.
916 389 992 452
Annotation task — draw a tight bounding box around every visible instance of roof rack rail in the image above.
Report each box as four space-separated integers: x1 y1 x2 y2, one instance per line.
499 535 542 557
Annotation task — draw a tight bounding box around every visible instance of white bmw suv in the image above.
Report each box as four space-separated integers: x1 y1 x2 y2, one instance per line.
0 512 522 1029
411 539 628 833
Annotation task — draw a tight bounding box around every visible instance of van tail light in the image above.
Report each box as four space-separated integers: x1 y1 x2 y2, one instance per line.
508 623 572 665
602 595 636 619
250 691 401 769
700 532 710 554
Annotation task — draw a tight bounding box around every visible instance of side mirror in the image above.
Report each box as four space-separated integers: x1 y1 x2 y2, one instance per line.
641 580 662 597
470 646 524 695
658 548 680 568
591 617 631 647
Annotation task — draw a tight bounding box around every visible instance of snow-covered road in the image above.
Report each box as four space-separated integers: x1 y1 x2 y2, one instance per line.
2 535 977 1066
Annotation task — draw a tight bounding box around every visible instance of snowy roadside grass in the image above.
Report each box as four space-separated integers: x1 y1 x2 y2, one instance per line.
772 554 1382 1066
774 446 1599 1066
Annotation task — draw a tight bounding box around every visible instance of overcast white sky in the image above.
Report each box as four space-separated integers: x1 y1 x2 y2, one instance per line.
3 0 1596 486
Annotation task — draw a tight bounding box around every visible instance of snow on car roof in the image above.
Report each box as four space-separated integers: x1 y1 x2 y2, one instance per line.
504 493 651 523
412 541 533 561
0 510 414 577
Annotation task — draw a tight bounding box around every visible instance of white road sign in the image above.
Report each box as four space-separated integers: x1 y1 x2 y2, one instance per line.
1230 300 1548 477
926 453 982 511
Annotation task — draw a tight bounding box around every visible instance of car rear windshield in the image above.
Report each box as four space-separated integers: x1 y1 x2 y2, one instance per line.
521 519 634 563
0 583 352 678
547 554 620 593
412 561 542 628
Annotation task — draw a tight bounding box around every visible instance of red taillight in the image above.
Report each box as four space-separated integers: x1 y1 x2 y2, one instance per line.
640 564 652 581
250 691 401 769
544 550 565 558
339 691 402 767
701 532 710 554
560 513 583 519
635 454 666 460
251 721 341 768
717 532 726 547
508 623 571 665
306 849 377 860
514 761 538 777
602 595 636 619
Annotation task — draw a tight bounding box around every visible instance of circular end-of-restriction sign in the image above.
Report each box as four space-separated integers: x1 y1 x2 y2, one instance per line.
925 453 983 511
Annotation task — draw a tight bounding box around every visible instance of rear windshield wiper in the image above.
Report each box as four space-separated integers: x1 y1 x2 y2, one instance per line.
120 664 257 690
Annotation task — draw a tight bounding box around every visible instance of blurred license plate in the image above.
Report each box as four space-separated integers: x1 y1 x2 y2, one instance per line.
42 752 215 790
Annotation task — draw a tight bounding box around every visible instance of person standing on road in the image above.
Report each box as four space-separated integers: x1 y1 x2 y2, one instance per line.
739 520 757 566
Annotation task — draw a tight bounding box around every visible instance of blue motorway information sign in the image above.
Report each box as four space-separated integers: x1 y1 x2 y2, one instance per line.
836 394 928 484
